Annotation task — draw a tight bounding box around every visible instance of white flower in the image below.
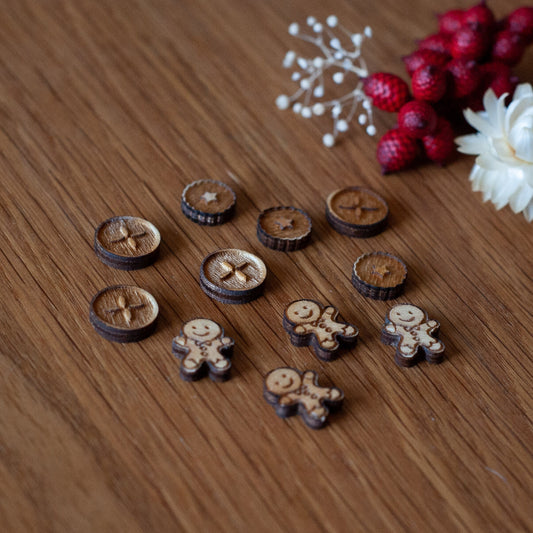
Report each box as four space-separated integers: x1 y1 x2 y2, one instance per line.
455 84 533 222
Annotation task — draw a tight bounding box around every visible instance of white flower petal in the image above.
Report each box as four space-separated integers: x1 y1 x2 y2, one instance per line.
508 114 533 163
455 133 489 155
464 108 500 138
505 95 533 136
513 83 533 101
523 202 533 222
509 183 533 213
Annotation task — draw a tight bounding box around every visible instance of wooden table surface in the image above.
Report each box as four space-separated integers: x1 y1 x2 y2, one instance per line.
1 0 532 531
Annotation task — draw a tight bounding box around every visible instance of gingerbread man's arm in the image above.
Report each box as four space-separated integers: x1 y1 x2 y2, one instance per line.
293 323 313 334
173 334 187 346
384 323 397 335
220 336 234 346
278 392 300 405
302 371 316 387
323 306 337 320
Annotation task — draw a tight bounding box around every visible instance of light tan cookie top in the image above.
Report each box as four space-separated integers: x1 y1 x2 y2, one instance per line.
258 207 311 239
182 180 236 215
91 285 159 330
327 187 388 226
95 216 160 258
201 249 267 291
353 252 407 288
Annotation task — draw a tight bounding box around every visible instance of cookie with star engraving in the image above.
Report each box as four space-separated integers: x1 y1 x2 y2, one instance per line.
200 249 267 304
352 251 407 300
257 206 312 251
181 179 236 225
90 285 159 342
94 216 161 270
326 186 389 237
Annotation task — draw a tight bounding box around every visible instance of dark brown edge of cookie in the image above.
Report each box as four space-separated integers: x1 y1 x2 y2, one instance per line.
325 187 389 238
282 301 359 361
199 252 266 304
381 311 445 367
199 277 263 304
93 216 161 269
181 180 236 226
351 252 407 301
89 285 159 343
263 368 344 429
256 206 312 252
171 321 235 382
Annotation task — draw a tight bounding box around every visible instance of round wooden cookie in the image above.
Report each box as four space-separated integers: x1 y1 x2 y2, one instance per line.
352 251 407 300
181 179 236 225
94 216 161 270
257 206 312 251
200 249 267 304
326 186 389 237
90 285 159 342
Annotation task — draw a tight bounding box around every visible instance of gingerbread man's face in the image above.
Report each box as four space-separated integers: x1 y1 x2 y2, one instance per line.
389 304 425 328
285 300 321 324
183 318 222 342
265 368 302 395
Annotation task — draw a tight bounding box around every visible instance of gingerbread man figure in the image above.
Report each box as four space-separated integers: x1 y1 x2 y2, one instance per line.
381 303 445 367
283 299 359 361
263 367 344 429
172 318 235 381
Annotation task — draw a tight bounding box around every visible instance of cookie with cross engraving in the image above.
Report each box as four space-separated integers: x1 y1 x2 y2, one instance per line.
200 249 267 304
264 367 344 429
257 206 312 252
352 251 407 300
90 285 159 342
326 186 389 237
283 299 358 361
94 216 161 270
181 179 236 226
172 318 234 382
381 303 445 367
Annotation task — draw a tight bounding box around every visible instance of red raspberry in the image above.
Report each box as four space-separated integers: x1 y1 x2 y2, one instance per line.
377 129 419 174
362 73 411 112
506 7 533 43
422 117 456 165
398 101 438 139
403 49 449 77
489 74 519 98
411 65 448 102
418 33 451 55
438 9 465 34
462 1 495 30
491 30 526 66
450 25 490 60
478 61 515 97
446 58 481 99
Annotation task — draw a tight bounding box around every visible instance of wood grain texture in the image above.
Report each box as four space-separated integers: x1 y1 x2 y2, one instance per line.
0 0 532 531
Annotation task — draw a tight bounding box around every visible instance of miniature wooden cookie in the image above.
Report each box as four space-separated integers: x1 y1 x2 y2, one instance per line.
263 368 344 429
257 206 312 251
94 216 161 270
172 318 234 382
352 251 407 300
283 299 358 361
90 285 159 342
200 248 267 304
326 186 389 237
381 303 445 367
181 179 236 225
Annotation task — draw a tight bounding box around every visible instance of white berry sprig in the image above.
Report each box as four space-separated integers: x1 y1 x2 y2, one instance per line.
276 15 376 147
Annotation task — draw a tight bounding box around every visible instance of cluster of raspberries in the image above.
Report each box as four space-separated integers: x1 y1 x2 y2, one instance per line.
362 2 533 174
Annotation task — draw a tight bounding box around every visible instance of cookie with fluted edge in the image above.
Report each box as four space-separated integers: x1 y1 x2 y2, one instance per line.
352 251 407 300
181 179 236 225
264 367 344 429
326 186 389 237
200 248 267 304
257 206 312 251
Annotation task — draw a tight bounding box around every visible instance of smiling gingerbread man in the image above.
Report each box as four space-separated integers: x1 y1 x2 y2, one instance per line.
172 318 235 381
263 367 344 429
381 303 445 367
283 299 359 361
